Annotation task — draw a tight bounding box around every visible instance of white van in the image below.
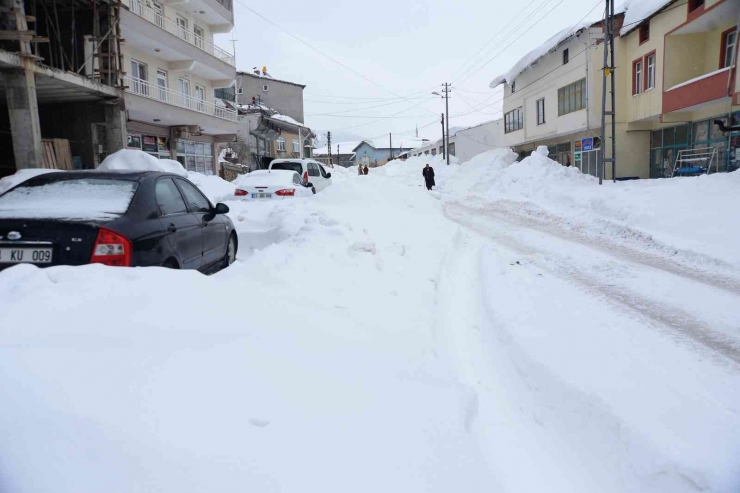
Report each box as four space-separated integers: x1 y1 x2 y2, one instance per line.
268 159 332 193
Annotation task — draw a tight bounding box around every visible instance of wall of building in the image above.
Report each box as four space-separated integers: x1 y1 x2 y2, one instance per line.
238 73 305 123
452 120 505 163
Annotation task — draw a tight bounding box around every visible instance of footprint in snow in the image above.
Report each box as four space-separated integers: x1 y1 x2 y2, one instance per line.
249 418 271 428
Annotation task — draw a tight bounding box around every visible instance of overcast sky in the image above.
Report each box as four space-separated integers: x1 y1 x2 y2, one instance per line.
217 0 606 144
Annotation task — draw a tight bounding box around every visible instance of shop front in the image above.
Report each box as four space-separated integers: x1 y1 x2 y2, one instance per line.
650 112 739 178
125 122 217 175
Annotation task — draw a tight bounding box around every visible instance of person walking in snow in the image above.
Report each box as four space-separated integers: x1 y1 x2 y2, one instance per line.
363 165 369 175
358 164 363 176
422 163 435 191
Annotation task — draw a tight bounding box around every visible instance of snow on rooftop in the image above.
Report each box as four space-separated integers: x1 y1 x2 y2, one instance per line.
620 0 672 35
490 22 592 88
313 141 362 156
269 113 306 128
354 137 427 152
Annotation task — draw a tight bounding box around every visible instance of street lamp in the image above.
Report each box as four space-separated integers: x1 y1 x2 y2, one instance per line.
432 91 450 164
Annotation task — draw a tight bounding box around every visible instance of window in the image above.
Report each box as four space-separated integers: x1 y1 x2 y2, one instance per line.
194 25 204 49
130 60 148 96
646 53 655 90
511 81 516 93
156 178 188 216
292 139 300 153
449 143 455 156
563 48 569 65
721 28 737 69
557 78 587 115
271 161 302 174
176 139 214 175
176 179 212 212
156 70 167 101
308 162 320 177
633 60 643 95
263 84 269 92
277 137 286 151
178 77 191 108
504 107 523 133
195 85 205 112
438 147 444 155
536 98 545 125
319 164 329 178
151 1 164 28
431 148 437 156
176 16 188 39
293 173 302 186
639 21 650 44
688 0 704 12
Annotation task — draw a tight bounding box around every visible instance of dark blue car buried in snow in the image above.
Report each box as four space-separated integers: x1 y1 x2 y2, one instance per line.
0 171 237 273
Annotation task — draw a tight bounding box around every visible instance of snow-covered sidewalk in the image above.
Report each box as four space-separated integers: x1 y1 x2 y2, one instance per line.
1 152 739 493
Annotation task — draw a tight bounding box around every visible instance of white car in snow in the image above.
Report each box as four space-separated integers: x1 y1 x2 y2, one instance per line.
268 159 332 193
233 170 314 200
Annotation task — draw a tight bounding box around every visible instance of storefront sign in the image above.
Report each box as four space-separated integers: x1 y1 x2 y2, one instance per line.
142 135 158 152
582 138 594 151
574 140 582 152
127 134 141 149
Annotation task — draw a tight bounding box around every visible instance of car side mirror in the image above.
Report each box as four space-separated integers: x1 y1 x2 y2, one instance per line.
305 182 314 188
326 173 332 179
214 203 230 214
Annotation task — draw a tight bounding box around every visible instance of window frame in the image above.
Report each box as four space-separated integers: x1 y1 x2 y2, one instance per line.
720 28 737 69
276 136 286 152
639 21 650 44
536 98 546 125
557 78 587 116
563 48 569 65
645 52 656 91
632 59 643 95
292 139 300 153
504 107 523 133
511 80 516 93
175 178 213 212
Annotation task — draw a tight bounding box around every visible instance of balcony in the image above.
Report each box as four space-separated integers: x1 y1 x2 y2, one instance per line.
124 75 238 126
663 67 732 113
121 0 235 68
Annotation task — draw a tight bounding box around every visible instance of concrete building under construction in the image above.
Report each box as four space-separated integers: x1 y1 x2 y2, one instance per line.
0 0 238 178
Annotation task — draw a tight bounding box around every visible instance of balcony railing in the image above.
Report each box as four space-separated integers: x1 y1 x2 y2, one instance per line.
123 76 238 122
123 0 236 67
214 88 235 102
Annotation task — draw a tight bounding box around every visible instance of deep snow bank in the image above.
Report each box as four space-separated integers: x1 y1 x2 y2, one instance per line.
0 170 496 493
100 149 236 202
442 147 740 267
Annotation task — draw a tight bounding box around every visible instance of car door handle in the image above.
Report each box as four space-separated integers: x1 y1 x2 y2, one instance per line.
168 224 178 233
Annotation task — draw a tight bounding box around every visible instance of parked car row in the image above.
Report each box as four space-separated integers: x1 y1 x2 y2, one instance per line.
0 160 334 272
233 159 333 200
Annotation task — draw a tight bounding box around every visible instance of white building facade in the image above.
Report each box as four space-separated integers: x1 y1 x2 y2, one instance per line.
491 24 623 177
408 119 504 163
118 0 239 174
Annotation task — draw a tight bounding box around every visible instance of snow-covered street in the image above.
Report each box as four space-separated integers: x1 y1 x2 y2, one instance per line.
1 153 739 493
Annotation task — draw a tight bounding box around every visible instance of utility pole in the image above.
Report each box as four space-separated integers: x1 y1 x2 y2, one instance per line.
389 133 393 161
600 0 617 184
442 83 451 165
441 113 446 160
327 131 332 166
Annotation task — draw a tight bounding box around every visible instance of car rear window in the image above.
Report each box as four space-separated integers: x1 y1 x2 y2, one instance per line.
0 178 139 221
271 162 303 174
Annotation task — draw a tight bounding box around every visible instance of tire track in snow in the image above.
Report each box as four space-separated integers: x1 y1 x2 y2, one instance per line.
445 202 740 366
451 199 740 296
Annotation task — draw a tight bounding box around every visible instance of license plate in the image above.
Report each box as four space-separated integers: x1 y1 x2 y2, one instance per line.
0 247 53 264
252 193 272 199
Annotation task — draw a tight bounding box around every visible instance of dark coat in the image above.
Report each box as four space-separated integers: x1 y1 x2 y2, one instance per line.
363 166 369 175
422 167 436 187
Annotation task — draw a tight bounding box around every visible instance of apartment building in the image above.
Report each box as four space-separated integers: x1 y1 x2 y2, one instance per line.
119 0 238 174
618 0 739 178
236 70 306 124
490 18 639 179
407 119 504 163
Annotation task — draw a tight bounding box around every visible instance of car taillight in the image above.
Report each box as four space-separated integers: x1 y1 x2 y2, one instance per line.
90 227 132 267
275 189 295 196
235 189 248 196
303 171 309 183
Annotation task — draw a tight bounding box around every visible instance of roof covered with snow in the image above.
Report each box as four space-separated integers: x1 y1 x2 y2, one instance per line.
313 141 362 156
353 137 428 152
490 22 592 88
619 0 674 36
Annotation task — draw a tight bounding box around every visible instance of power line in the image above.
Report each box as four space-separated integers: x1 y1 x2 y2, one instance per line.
306 96 436 117
232 0 439 117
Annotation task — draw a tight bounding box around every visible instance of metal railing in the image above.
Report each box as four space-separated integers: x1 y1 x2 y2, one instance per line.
214 88 235 102
124 0 236 67
123 76 238 122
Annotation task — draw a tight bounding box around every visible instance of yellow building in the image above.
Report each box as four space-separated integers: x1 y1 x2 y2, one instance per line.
617 0 739 178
